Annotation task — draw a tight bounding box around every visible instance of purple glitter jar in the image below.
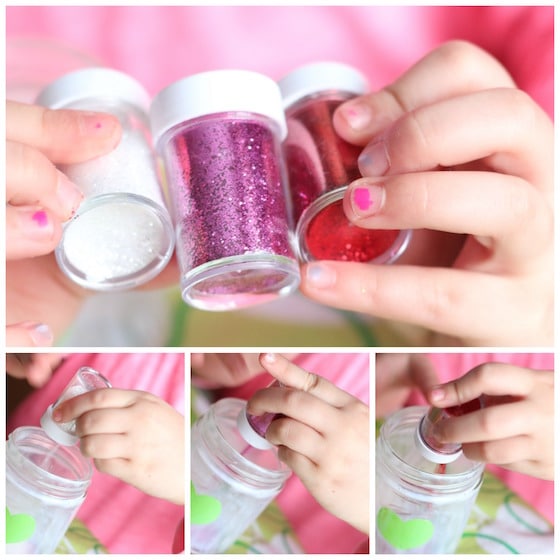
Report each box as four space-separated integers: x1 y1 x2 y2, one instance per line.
151 70 300 310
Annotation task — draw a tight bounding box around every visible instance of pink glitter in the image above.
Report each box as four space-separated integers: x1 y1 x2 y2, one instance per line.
163 115 296 297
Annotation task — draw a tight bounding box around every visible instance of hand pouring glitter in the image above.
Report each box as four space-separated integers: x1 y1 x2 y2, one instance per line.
150 70 300 310
36 68 174 290
279 62 411 263
191 396 291 553
5 367 110 553
376 404 484 554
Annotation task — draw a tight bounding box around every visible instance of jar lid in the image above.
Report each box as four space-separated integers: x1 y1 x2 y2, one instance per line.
36 67 151 112
150 69 288 145
236 408 274 450
413 418 463 464
40 404 79 446
278 61 369 109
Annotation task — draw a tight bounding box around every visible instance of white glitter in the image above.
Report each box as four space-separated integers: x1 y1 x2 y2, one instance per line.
57 103 174 288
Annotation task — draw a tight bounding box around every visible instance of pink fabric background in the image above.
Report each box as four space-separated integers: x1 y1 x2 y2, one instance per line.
6 5 553 119
7 353 185 554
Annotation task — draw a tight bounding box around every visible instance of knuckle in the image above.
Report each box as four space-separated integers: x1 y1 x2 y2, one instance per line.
420 275 456 324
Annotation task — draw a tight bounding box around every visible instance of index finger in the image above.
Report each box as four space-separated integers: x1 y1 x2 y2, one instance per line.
429 363 551 408
53 388 139 422
6 100 121 164
334 40 515 144
258 353 353 408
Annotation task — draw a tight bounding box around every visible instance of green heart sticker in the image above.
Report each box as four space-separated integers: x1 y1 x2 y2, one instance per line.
377 506 434 550
6 507 36 544
191 482 222 525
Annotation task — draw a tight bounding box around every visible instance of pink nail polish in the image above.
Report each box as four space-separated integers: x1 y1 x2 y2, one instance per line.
32 210 49 227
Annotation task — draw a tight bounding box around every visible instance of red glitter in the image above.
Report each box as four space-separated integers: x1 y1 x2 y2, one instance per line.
304 199 400 262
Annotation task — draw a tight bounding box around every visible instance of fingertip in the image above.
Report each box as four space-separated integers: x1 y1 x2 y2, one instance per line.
6 322 54 348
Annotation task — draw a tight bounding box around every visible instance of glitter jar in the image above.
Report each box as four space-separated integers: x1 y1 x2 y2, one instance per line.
36 67 175 290
150 70 300 311
279 62 411 263
40 366 112 446
376 406 484 554
6 426 93 553
191 398 291 553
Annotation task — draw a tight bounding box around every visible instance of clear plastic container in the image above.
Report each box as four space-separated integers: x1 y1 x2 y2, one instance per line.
151 70 300 311
6 426 93 553
40 366 112 446
279 61 412 264
376 406 484 554
36 67 175 290
191 398 291 553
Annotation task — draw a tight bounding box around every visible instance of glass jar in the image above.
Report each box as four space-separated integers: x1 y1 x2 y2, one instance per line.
376 406 484 554
6 426 93 554
191 398 291 553
36 67 175 290
279 61 411 264
151 70 300 311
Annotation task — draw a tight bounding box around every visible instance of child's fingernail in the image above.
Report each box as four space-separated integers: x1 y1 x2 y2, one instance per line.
29 323 54 346
78 111 120 137
305 263 337 289
52 408 62 421
56 172 84 219
349 181 385 218
263 353 277 363
431 387 446 403
17 208 55 239
358 140 390 176
340 101 372 131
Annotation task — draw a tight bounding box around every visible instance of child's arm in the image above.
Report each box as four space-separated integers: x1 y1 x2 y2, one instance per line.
52 388 185 504
247 353 369 534
301 40 553 346
428 363 553 480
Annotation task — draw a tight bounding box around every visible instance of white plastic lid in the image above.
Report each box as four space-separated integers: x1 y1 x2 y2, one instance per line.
278 61 369 109
236 408 274 450
36 67 151 112
150 69 288 145
40 405 79 446
414 420 463 464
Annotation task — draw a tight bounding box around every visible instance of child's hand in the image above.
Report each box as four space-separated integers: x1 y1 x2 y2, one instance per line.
6 101 121 346
375 353 439 418
191 352 298 388
300 41 553 346
6 353 66 387
53 388 185 504
428 363 553 480
247 353 369 534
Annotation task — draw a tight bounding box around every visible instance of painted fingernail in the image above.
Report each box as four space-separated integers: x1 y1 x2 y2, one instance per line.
17 208 55 239
56 172 84 219
29 323 54 346
340 101 372 131
263 353 277 363
431 387 446 403
349 182 385 218
305 263 337 289
78 111 120 137
358 140 389 176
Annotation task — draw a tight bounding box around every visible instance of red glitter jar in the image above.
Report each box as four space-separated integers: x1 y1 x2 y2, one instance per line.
279 62 411 264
